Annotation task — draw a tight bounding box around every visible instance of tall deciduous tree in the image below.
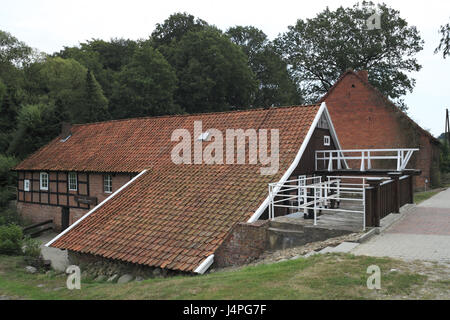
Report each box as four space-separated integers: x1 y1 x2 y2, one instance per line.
25 57 109 124
274 1 423 108
110 45 181 118
7 103 65 158
151 12 208 47
227 26 302 107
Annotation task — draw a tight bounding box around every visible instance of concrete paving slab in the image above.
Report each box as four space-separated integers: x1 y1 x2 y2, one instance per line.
418 188 450 209
330 241 359 253
351 188 450 263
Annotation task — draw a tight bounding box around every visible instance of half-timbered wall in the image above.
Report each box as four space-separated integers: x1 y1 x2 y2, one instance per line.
16 171 134 230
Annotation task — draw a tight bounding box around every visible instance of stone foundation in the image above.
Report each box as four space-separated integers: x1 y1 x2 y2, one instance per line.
67 251 189 278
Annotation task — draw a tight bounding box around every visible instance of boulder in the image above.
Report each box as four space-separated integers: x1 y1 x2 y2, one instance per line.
95 275 107 282
152 268 161 277
117 274 134 284
25 266 37 274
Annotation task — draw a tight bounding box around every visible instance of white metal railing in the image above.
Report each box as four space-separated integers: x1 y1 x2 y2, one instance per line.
315 148 419 172
268 176 373 231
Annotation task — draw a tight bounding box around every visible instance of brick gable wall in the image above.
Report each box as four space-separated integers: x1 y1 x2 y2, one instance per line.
323 72 440 189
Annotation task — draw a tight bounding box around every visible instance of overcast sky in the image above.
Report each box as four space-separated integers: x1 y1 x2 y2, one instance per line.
1 0 448 136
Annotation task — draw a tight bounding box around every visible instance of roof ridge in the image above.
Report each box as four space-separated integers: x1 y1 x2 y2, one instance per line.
72 104 321 127
319 70 439 143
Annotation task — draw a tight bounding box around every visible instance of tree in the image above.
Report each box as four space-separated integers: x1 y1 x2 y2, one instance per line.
0 30 32 68
274 1 423 108
157 26 257 113
440 140 450 173
25 56 107 123
110 45 181 118
151 12 208 47
56 38 138 100
435 20 450 59
7 103 64 158
227 26 302 107
80 70 109 122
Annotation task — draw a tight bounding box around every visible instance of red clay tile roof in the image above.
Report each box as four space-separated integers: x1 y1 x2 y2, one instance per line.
47 105 321 272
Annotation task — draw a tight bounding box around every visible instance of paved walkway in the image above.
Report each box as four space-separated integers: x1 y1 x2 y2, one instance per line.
352 188 450 263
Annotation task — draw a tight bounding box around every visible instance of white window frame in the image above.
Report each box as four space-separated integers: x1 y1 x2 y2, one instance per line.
40 172 49 190
68 172 77 191
324 135 330 146
24 179 30 192
103 174 112 193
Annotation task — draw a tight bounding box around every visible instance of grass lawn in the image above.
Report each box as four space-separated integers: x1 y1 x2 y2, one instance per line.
0 253 446 300
414 190 442 204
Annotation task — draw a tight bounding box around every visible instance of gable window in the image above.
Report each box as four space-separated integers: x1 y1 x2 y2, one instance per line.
324 135 330 146
103 175 112 193
24 179 30 192
68 172 77 191
40 172 49 190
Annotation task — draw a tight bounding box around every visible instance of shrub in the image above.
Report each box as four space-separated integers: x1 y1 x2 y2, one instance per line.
0 187 15 209
22 236 41 258
0 208 22 226
0 224 23 255
0 154 17 186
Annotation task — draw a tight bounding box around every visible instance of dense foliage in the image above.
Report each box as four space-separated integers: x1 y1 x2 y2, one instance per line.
0 224 23 255
440 141 450 173
0 6 425 161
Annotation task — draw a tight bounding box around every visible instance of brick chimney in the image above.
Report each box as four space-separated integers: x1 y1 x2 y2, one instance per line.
61 122 71 140
356 70 369 83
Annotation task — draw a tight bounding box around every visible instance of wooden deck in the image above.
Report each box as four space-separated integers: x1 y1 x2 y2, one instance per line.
274 200 365 232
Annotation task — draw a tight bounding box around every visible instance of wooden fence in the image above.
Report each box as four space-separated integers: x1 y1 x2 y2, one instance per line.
365 175 414 227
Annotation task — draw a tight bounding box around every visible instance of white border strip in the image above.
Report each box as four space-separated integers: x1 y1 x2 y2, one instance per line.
247 102 342 223
45 169 148 247
194 254 214 274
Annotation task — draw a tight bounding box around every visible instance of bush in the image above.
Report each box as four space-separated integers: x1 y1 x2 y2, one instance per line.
0 224 23 255
440 140 450 173
0 154 17 186
22 236 41 258
0 208 22 226
0 187 15 208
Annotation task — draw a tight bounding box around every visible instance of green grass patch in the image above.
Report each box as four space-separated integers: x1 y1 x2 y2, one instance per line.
0 253 441 300
414 190 440 204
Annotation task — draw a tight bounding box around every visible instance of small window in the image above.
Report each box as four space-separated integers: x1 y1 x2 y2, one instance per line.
24 179 30 192
68 172 77 191
40 172 49 190
103 175 112 193
324 135 330 146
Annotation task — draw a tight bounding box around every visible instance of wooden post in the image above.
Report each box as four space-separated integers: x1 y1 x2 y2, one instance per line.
409 175 414 204
367 179 381 227
388 172 401 213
